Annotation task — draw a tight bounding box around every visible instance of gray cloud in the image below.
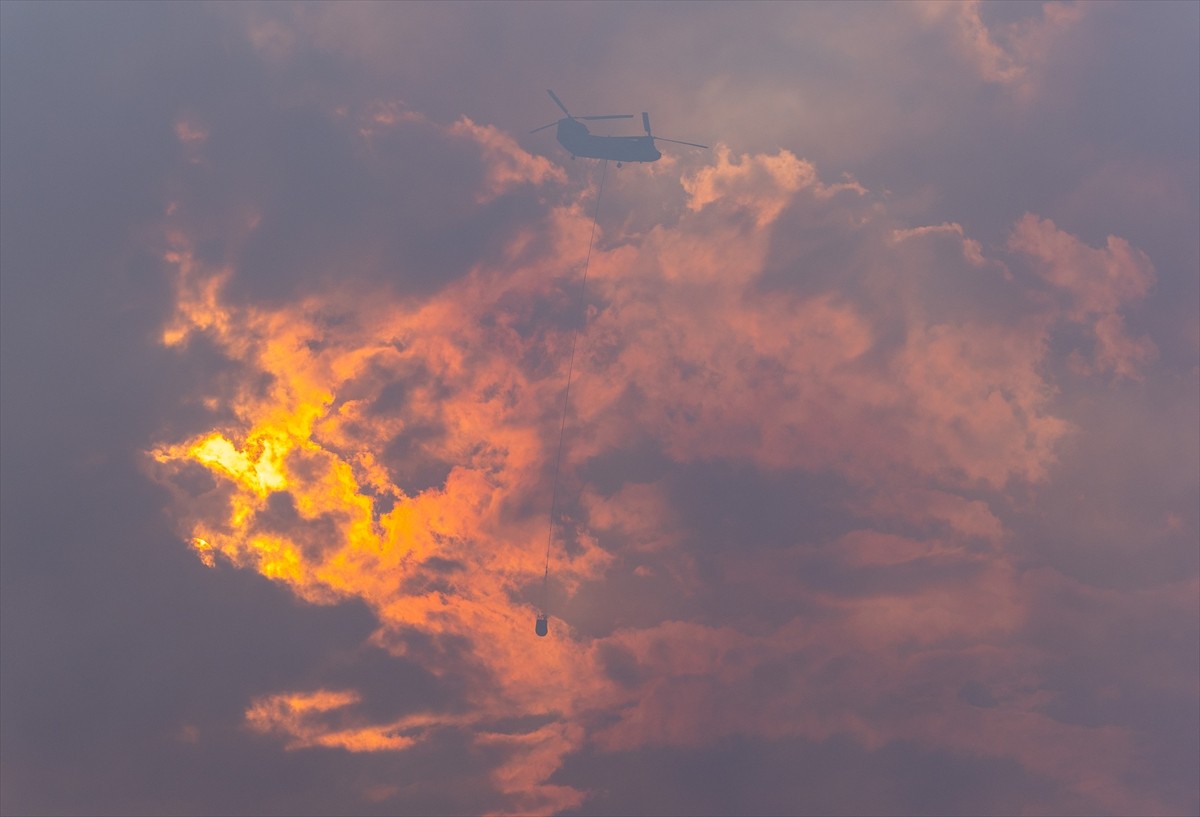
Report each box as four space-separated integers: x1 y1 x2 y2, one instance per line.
3 2 1196 816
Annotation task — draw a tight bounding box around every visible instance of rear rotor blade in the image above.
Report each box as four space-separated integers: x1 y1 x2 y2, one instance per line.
578 114 635 121
642 112 651 135
530 120 561 134
547 89 570 116
654 136 709 149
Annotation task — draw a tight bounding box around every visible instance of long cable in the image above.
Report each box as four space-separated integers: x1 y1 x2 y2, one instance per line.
542 159 608 612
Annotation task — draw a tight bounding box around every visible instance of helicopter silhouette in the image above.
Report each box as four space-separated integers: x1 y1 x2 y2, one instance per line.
531 90 707 166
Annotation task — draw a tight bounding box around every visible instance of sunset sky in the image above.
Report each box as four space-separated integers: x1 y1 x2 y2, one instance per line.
2 2 1197 815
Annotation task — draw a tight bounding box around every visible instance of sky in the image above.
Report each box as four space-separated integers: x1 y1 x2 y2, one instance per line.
1 2 1197 815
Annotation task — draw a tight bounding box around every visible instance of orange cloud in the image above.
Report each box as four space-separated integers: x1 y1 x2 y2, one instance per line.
148 115 1177 813
1009 213 1157 378
477 722 587 817
450 117 567 203
246 689 421 752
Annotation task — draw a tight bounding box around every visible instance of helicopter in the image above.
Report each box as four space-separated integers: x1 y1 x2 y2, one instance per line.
531 90 707 166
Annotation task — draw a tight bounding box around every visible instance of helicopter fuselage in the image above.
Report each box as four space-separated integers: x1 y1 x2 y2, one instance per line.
555 119 662 163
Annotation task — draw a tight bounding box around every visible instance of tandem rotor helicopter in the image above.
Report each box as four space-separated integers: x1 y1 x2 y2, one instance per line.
531 89 708 166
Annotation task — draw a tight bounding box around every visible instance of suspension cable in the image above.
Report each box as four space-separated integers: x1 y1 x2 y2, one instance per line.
542 159 609 614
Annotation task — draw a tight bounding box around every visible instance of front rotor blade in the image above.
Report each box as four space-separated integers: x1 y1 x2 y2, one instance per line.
530 120 560 134
642 112 651 134
654 137 709 149
547 89 570 116
578 114 635 120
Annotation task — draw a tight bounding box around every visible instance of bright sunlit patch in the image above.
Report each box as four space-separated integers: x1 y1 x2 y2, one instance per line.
189 537 216 568
244 689 417 752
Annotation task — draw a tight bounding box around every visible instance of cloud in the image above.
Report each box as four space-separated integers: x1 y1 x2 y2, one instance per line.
915 0 1086 96
245 689 420 752
450 117 567 203
4 2 1195 815
140 87 1192 813
1008 213 1157 378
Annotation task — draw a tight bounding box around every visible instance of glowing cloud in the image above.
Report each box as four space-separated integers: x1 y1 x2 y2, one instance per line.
148 99 1177 814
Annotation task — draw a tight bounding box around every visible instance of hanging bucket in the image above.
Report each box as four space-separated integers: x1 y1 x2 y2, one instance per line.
535 614 549 637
